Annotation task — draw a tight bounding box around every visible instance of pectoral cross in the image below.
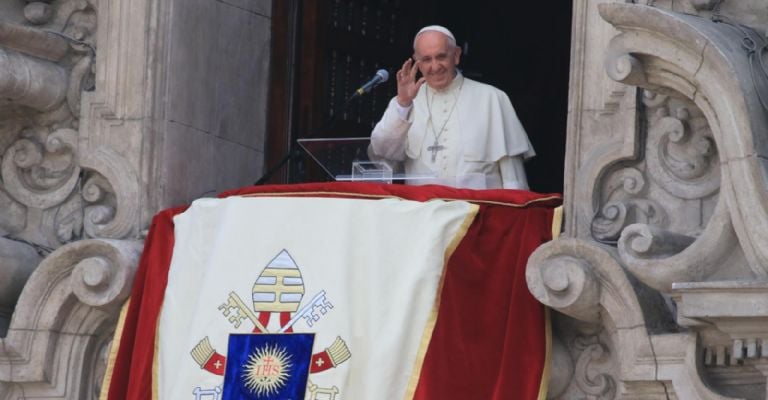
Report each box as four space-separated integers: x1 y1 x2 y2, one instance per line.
427 138 445 163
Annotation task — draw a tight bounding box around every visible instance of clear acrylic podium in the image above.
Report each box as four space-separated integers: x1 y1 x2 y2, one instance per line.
297 137 437 183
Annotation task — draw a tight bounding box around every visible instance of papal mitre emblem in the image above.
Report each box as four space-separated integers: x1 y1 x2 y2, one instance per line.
252 249 306 312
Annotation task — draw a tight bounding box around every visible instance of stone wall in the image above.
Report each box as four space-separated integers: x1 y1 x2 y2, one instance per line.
528 0 768 399
0 0 271 398
155 0 271 209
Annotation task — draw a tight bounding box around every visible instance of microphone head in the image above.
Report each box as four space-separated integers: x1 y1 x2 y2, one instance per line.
375 69 389 82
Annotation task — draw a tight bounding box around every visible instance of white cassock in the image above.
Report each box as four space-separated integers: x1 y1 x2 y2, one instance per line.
370 72 535 190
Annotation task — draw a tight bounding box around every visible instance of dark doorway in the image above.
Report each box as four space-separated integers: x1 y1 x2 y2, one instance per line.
265 1 571 194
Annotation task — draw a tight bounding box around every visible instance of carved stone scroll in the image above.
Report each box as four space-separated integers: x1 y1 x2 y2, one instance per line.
573 335 617 399
80 148 141 239
617 199 738 293
0 238 141 393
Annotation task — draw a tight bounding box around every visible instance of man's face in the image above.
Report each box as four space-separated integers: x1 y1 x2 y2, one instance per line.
413 31 461 91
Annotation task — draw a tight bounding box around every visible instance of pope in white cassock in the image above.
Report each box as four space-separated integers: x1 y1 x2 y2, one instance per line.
370 25 535 190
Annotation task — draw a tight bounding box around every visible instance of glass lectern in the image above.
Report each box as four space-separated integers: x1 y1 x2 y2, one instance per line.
297 137 437 183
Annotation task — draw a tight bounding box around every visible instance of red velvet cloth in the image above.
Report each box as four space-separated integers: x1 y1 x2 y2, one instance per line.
107 206 186 400
106 182 560 400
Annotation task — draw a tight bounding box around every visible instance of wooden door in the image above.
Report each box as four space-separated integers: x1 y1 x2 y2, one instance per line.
265 0 427 183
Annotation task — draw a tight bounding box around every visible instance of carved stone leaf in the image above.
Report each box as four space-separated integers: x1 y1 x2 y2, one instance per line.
40 191 84 247
1 128 80 209
591 167 670 242
592 199 668 242
646 114 720 199
573 335 617 399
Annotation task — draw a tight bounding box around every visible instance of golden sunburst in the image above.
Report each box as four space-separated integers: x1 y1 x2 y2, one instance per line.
242 343 292 396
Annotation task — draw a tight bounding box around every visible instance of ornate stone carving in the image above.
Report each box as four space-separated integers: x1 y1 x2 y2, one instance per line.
528 239 741 399
45 191 84 244
583 5 768 294
643 92 720 199
0 0 137 250
67 54 93 115
0 48 67 111
527 238 647 329
619 224 694 259
651 114 714 183
0 0 98 252
0 3 143 398
589 89 721 252
617 201 737 293
637 0 722 14
23 3 54 26
531 2 768 399
604 52 645 88
573 335 617 399
0 238 141 396
1 128 80 210
590 167 668 243
80 148 141 239
600 3 768 275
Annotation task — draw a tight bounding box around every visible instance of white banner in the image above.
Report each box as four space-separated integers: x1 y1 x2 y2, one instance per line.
157 196 476 400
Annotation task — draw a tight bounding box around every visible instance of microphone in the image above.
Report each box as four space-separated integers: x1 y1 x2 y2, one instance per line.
353 69 389 97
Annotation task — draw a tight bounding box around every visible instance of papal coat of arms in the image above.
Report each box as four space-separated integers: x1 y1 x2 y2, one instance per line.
189 250 351 400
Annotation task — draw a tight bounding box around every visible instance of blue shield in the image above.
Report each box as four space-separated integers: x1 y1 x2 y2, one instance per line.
222 333 315 400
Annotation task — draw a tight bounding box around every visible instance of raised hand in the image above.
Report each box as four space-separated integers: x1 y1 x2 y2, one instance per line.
395 58 426 107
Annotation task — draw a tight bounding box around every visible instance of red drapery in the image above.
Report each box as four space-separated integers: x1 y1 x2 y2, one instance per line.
105 182 560 400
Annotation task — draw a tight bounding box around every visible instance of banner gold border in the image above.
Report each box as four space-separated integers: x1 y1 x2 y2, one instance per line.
403 203 480 399
241 191 561 209
537 307 553 400
99 299 131 400
538 204 563 400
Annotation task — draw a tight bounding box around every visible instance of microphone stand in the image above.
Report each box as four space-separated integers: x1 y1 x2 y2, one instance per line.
254 94 362 185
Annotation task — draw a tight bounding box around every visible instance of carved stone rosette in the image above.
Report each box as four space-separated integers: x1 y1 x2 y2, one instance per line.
529 2 768 399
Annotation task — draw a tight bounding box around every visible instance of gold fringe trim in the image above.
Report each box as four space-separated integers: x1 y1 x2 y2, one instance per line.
403 203 480 399
98 298 131 400
551 206 563 240
152 306 164 400
538 307 552 400
239 191 561 209
537 206 561 399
